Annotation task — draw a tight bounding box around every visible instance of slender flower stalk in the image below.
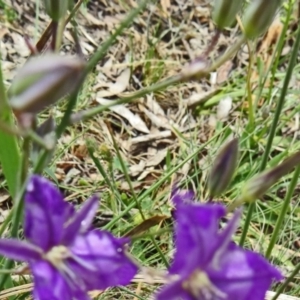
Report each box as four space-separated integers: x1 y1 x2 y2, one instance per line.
240 15 300 246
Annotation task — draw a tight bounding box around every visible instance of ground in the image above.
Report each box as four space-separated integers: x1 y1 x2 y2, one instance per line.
0 0 300 299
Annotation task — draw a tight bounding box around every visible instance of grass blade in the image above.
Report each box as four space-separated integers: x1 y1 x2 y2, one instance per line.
0 57 21 198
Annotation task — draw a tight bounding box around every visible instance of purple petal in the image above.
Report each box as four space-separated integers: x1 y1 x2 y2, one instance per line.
24 175 71 250
171 188 195 206
170 203 226 276
0 239 42 261
68 230 138 290
208 245 283 300
209 208 242 269
31 260 90 300
62 196 99 245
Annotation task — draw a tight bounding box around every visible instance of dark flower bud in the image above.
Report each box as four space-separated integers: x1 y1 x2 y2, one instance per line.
208 138 239 198
212 0 243 29
241 151 300 202
9 54 85 116
243 0 282 39
43 0 69 21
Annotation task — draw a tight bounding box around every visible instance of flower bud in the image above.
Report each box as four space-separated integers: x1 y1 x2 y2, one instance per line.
241 151 300 202
9 54 85 115
208 138 238 198
43 0 69 21
243 0 282 39
181 58 209 80
212 0 243 29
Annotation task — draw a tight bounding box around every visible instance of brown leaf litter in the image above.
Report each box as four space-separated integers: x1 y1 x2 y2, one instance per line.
1 0 296 226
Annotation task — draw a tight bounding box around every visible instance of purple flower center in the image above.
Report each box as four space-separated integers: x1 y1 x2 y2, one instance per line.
43 245 71 268
182 269 226 299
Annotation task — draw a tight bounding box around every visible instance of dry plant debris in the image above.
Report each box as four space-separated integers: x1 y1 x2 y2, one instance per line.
0 0 298 221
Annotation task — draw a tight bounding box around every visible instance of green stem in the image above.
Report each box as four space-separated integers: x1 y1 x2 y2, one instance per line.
86 142 126 208
70 75 181 123
72 35 246 124
20 137 30 187
0 56 21 199
57 0 148 135
259 20 300 171
227 197 244 213
0 122 51 150
118 286 146 300
26 129 53 150
85 0 149 74
110 134 168 267
265 165 300 258
265 0 293 105
0 133 31 287
111 134 145 220
245 43 255 129
207 35 246 73
250 0 292 112
271 262 300 300
55 91 79 138
240 20 300 247
103 131 221 231
55 19 65 51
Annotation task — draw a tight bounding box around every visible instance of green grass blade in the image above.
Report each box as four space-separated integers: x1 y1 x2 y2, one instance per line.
265 165 300 259
0 58 21 198
240 14 300 247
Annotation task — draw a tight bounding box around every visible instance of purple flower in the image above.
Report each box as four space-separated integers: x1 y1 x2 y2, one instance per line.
0 175 138 300
156 190 282 300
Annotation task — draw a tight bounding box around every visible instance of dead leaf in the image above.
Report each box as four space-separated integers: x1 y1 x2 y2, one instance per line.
146 94 165 116
96 98 150 133
73 144 88 160
0 192 9 203
139 105 170 129
10 32 30 57
217 96 232 120
80 11 103 26
123 215 168 238
129 160 146 176
64 168 81 184
109 68 131 93
185 89 220 107
217 60 233 84
97 68 131 97
160 0 171 17
138 167 155 181
146 149 167 167
119 181 143 191
131 130 172 144
249 17 283 107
